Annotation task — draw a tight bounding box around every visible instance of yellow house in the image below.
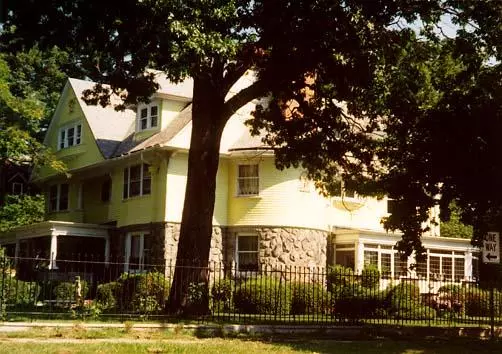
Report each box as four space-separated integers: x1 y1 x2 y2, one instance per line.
0 72 479 284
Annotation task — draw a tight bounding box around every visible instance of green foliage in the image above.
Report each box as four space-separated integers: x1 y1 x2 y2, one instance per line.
0 276 40 306
327 265 355 289
233 276 291 315
464 290 502 317
0 194 45 232
53 281 89 308
291 282 331 315
440 202 473 239
361 265 381 289
97 272 170 315
211 278 234 312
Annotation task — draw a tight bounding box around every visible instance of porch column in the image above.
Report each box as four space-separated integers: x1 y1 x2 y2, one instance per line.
104 235 110 266
355 240 364 274
14 240 20 266
465 250 473 280
49 234 58 270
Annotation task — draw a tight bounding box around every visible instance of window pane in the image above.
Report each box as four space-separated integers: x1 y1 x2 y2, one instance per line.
150 106 158 116
364 250 378 267
143 233 152 267
76 124 82 144
142 164 151 195
130 181 141 197
67 127 75 146
59 184 69 210
150 115 158 128
238 253 258 271
443 257 452 280
49 185 58 211
238 178 259 195
101 179 111 202
238 236 258 252
141 118 148 130
430 256 440 279
59 130 66 149
129 235 142 270
141 108 148 118
454 258 464 281
381 253 392 276
335 250 355 269
130 165 141 181
396 256 409 276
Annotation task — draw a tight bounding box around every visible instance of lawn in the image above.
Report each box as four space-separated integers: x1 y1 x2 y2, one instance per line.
0 328 501 354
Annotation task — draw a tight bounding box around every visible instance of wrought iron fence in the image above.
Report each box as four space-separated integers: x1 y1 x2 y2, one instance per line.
0 255 500 327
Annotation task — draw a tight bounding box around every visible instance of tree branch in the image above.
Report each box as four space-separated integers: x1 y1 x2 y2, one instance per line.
221 79 269 122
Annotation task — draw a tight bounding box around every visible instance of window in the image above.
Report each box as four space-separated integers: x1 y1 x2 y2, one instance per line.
58 123 82 150
237 164 259 196
49 183 69 212
123 164 151 198
137 103 159 131
364 250 378 267
125 232 152 272
101 178 111 202
333 179 356 199
236 235 259 271
11 182 24 195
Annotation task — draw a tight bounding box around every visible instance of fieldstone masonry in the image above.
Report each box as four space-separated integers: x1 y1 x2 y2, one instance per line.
225 226 328 270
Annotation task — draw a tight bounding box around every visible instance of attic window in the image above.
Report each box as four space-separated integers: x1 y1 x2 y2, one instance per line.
58 123 82 150
138 103 159 131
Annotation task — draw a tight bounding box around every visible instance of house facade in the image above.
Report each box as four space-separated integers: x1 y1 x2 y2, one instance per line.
0 72 479 286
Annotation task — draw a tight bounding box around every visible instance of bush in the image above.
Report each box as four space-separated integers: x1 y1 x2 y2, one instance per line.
53 280 89 308
211 278 234 312
395 305 437 320
327 265 355 289
103 272 171 315
332 289 387 319
464 289 502 317
361 265 380 289
95 281 120 310
0 277 40 306
291 282 331 315
234 276 292 315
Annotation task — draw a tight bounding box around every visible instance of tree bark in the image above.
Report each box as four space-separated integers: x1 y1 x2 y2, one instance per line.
167 77 227 314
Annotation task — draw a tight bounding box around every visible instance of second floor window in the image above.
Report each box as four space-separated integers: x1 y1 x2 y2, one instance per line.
123 164 151 199
138 104 159 131
58 123 82 150
49 183 69 212
237 164 259 196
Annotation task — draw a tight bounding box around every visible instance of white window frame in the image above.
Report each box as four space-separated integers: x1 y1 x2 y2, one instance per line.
137 102 159 131
48 183 69 212
235 234 259 272
58 122 82 150
123 164 151 199
124 231 150 272
236 163 260 197
11 182 24 195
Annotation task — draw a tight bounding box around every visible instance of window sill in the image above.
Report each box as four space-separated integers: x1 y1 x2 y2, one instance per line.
235 194 261 199
122 194 151 202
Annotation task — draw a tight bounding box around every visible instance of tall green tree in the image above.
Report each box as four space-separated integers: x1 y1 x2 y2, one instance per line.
6 0 502 312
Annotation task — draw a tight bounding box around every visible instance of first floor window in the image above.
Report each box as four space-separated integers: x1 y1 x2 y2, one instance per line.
237 164 259 196
125 232 152 272
236 234 259 271
58 123 82 150
101 178 111 202
49 183 69 212
123 164 151 198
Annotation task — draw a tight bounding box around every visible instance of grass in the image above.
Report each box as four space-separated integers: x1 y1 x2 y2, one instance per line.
0 338 501 354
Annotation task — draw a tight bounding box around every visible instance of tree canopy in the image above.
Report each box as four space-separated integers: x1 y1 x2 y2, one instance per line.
5 0 502 310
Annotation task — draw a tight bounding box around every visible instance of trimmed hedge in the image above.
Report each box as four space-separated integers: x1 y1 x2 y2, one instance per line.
291 282 331 315
234 276 292 315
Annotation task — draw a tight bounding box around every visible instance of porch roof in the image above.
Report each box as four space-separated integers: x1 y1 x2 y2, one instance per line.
332 227 477 252
0 220 111 244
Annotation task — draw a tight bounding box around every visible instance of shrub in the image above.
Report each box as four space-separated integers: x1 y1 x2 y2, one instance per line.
332 289 387 319
211 278 234 312
327 265 355 289
291 282 331 315
95 281 120 310
361 265 380 289
53 280 89 308
115 272 170 314
234 276 292 315
0 277 40 306
395 305 437 320
464 289 502 317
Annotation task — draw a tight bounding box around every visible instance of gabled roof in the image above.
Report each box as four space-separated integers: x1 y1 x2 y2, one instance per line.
68 78 136 158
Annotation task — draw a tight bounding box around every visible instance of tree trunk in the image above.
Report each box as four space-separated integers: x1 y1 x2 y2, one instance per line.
167 77 227 314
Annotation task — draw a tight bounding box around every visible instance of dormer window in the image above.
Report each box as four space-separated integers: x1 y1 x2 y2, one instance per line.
58 123 82 150
138 103 159 131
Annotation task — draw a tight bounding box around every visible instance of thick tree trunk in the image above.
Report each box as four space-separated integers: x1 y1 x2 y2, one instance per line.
167 78 227 314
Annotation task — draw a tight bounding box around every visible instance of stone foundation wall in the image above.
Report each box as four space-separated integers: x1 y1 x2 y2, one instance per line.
225 226 328 270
